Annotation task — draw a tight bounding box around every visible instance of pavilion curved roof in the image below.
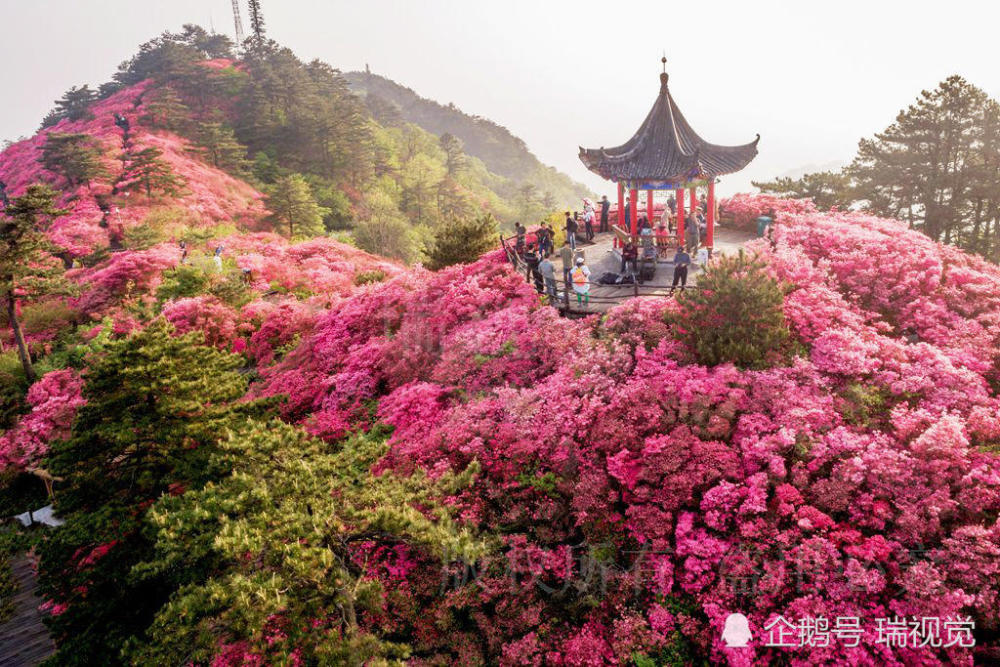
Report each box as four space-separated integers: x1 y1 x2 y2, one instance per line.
579 72 759 184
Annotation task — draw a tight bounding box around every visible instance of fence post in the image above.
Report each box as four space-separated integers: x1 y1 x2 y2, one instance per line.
563 277 571 311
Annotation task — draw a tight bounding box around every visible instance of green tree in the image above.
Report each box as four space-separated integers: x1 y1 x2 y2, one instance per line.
668 250 794 370
439 133 466 176
191 120 248 173
753 170 854 210
124 423 484 665
139 85 191 132
848 75 988 243
248 0 266 45
38 321 269 664
265 173 329 239
40 85 97 129
0 185 67 382
426 213 497 270
39 133 108 188
517 181 543 221
178 23 234 59
353 188 423 263
119 146 184 201
437 176 475 221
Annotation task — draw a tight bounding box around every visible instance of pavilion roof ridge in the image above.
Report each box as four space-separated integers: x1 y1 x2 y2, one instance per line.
579 68 759 184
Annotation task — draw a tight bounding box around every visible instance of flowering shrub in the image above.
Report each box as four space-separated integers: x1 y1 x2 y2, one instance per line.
240 198 1000 664
720 193 818 229
162 295 239 349
0 370 85 470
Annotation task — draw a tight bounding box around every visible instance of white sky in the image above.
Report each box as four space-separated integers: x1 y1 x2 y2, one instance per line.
2 0 999 197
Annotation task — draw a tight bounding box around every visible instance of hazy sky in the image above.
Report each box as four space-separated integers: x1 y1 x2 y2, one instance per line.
2 0 999 196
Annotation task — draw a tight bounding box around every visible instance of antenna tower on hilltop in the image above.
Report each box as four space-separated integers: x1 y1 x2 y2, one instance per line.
232 0 246 43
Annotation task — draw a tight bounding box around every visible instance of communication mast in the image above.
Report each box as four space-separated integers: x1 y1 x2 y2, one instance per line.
231 0 246 44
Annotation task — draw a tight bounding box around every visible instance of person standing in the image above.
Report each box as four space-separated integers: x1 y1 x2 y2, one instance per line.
565 212 578 250
559 239 575 286
536 223 550 256
524 245 543 293
583 204 595 241
685 213 700 253
670 246 691 294
570 256 591 308
539 252 557 301
599 195 610 233
624 197 632 231
667 194 676 215
515 222 526 251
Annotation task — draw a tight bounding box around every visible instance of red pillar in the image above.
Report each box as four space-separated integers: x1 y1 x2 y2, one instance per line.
629 188 639 236
707 180 715 251
616 181 624 248
676 187 685 247
647 189 654 225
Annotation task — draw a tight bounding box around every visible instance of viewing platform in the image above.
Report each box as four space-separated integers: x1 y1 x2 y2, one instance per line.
502 226 755 316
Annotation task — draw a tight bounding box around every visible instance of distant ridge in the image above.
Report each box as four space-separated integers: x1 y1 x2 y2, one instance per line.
343 70 592 205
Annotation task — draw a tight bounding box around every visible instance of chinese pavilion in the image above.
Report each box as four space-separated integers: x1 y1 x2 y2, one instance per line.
579 58 759 250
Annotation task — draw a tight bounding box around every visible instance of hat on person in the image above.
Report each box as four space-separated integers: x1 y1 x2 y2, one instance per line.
575 257 584 265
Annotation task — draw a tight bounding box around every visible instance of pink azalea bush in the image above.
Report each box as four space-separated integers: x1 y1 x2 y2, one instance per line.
0 370 85 470
162 295 239 349
720 193 818 229
245 200 1000 664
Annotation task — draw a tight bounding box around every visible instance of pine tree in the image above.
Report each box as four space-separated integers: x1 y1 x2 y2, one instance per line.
40 85 98 128
123 423 483 664
38 321 270 663
39 133 108 188
848 75 988 243
0 185 67 382
139 86 191 133
668 250 794 370
190 120 248 173
439 133 466 176
248 0 266 45
119 146 184 201
265 173 329 239
47 320 253 510
426 213 497 270
353 188 422 263
752 171 853 210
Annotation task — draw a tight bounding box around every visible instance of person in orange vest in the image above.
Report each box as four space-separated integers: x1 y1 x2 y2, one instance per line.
570 256 591 307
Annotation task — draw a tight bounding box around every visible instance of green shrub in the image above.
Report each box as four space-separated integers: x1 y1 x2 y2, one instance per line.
354 269 386 286
0 351 29 430
668 250 794 370
426 214 498 270
156 265 210 304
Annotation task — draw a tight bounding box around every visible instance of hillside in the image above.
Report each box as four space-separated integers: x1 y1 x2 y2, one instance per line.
4 26 593 276
344 70 592 205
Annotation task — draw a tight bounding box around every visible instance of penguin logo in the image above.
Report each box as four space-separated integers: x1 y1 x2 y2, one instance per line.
722 613 752 647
